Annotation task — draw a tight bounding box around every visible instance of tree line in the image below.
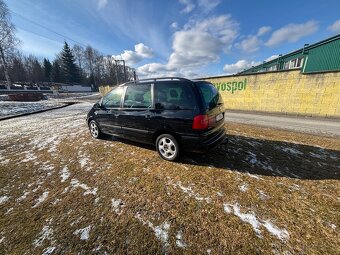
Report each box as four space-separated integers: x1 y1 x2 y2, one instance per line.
0 0 135 90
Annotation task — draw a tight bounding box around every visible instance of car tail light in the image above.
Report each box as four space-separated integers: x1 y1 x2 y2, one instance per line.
192 114 209 130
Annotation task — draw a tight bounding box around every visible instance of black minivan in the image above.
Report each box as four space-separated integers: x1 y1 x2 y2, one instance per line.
87 77 226 161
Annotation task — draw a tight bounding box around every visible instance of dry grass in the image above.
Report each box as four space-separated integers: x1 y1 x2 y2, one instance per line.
0 107 339 254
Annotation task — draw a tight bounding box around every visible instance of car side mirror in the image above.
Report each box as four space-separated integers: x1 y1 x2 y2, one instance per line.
94 102 102 109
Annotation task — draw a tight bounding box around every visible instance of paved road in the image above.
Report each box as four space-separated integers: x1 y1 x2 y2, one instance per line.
225 111 340 137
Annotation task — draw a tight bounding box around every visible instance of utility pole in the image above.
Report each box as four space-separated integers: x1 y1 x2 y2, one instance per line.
122 60 127 82
114 60 119 85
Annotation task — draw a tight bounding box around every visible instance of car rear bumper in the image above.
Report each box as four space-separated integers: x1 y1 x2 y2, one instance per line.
180 123 227 153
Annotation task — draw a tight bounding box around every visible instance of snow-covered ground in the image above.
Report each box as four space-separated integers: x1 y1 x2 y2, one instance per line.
0 101 65 118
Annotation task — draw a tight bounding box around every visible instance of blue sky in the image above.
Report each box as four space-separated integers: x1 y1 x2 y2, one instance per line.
6 0 340 77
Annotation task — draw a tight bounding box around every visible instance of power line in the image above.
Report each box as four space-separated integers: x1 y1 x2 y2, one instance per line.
17 26 64 46
10 10 88 47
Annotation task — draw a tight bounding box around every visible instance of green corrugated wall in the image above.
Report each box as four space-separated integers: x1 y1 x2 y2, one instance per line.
303 39 340 73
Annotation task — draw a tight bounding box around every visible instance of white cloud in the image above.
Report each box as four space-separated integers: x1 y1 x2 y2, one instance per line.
97 0 108 9
179 0 195 13
266 20 319 46
112 43 154 65
328 19 340 34
135 43 154 58
198 0 221 12
170 22 179 30
137 62 198 78
137 15 238 78
265 55 279 62
137 15 239 78
257 26 271 36
237 36 261 53
223 60 260 74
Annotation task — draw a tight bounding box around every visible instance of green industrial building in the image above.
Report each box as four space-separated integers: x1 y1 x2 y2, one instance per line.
239 34 340 74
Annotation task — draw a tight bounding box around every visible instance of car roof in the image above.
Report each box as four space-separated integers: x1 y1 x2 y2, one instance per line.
120 77 208 87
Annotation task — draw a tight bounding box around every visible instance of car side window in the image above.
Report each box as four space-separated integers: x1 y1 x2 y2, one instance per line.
123 84 152 108
154 82 196 110
101 87 124 108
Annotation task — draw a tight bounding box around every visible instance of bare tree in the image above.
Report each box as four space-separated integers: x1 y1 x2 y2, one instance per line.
72 44 84 70
0 0 19 86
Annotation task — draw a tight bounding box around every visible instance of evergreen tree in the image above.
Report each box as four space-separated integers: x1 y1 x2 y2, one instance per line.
61 42 79 83
9 57 26 82
51 59 63 83
43 58 52 82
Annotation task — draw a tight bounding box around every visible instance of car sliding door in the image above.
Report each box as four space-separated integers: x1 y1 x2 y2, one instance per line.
118 83 154 144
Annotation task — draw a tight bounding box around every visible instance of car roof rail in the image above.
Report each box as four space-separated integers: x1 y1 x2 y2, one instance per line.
122 77 191 85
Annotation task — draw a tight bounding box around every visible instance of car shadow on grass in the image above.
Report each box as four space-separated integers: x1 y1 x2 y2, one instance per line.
100 134 340 180
183 134 340 180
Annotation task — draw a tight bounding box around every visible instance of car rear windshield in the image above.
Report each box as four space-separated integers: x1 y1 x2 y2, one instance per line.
196 82 220 110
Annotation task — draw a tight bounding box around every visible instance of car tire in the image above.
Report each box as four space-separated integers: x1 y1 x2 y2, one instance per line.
89 120 102 139
156 134 180 161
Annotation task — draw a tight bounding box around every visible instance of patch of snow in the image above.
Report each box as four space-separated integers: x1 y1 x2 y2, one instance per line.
70 179 97 196
79 157 89 168
289 184 300 191
0 101 65 118
239 183 248 192
21 151 37 163
330 223 336 230
170 180 211 203
32 191 49 208
83 188 98 196
258 190 269 200
0 158 10 165
62 187 70 194
51 198 62 205
60 166 70 182
181 165 189 170
154 222 171 248
247 152 258 164
246 172 263 180
309 152 323 159
74 225 91 240
135 213 170 251
111 198 125 215
33 222 54 247
176 230 187 248
279 146 303 155
129 177 138 183
217 191 223 197
42 246 56 255
5 208 13 215
16 191 30 202
0 195 9 204
207 249 212 254
263 220 289 240
223 203 289 241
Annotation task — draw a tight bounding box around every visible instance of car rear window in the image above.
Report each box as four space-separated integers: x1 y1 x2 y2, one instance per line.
196 82 221 110
154 82 197 110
